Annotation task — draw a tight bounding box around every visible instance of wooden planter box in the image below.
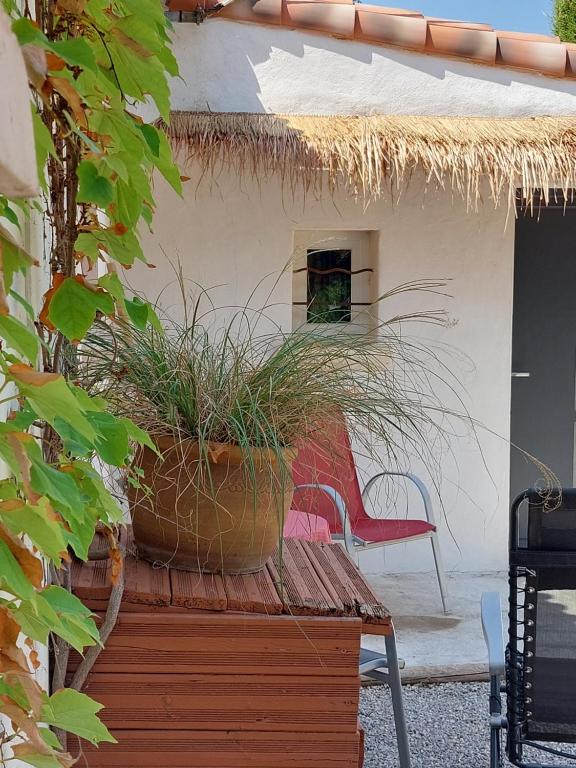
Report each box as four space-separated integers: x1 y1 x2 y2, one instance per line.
70 538 390 768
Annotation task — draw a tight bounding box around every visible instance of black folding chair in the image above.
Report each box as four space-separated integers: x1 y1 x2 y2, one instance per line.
482 488 576 767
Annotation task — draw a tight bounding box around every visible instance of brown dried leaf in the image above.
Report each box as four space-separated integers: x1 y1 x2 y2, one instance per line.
4 667 44 717
45 52 66 72
39 272 66 331
6 434 41 504
48 76 87 129
0 607 20 649
55 0 88 13
0 651 29 674
8 364 60 387
0 525 43 589
1 699 53 754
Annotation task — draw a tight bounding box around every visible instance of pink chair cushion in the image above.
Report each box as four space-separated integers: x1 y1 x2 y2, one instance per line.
283 509 332 543
352 518 435 543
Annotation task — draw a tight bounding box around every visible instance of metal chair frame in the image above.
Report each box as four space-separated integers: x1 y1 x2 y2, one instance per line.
360 630 411 768
293 470 448 613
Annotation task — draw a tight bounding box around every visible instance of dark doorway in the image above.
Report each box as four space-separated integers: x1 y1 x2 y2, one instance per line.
510 195 576 501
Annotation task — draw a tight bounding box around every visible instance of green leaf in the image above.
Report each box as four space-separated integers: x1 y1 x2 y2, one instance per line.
97 272 124 301
41 584 93 620
53 417 93 458
9 288 35 318
116 179 141 227
39 727 62 750
0 233 34 291
122 417 159 454
11 18 48 46
0 539 34 600
0 199 20 228
69 461 124 526
41 689 116 745
11 370 97 442
51 38 97 71
77 161 114 208
28 459 84 523
40 585 99 651
48 277 114 341
0 498 68 564
31 109 56 192
0 677 30 710
136 123 160 157
87 411 129 466
0 479 18 500
123 296 148 329
74 232 101 264
0 314 39 362
155 129 182 194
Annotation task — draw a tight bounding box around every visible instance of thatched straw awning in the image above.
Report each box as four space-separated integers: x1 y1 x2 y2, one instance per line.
160 112 576 208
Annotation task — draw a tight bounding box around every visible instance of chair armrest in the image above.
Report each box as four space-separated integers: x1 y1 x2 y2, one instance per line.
292 483 353 552
481 592 505 676
361 471 436 525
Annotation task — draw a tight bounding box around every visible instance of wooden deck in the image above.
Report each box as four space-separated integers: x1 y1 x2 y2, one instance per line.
70 537 390 767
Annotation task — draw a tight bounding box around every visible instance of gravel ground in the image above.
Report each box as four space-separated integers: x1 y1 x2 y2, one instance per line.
360 682 576 768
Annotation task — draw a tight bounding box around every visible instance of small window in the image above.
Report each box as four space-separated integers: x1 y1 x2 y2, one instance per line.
306 249 351 323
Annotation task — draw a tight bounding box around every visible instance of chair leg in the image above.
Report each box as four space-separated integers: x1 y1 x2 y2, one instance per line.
430 532 449 614
385 631 411 768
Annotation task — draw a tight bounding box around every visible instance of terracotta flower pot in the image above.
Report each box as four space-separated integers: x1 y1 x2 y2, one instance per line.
128 436 294 574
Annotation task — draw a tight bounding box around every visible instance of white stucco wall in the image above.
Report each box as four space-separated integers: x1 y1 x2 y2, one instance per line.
125 165 514 574
169 18 576 117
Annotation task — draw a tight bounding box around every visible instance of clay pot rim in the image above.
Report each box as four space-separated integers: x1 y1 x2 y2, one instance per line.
148 433 296 466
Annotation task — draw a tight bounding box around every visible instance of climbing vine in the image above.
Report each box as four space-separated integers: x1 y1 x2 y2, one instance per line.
0 0 180 764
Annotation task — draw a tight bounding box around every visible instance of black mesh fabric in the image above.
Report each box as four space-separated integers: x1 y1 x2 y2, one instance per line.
522 494 576 743
526 570 576 742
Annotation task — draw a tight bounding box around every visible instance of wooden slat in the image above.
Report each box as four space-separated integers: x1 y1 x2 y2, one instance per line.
268 539 343 616
124 558 171 606
82 673 359 732
170 569 227 611
71 558 111 602
78 730 361 767
224 569 283 615
305 542 391 630
72 556 171 607
67 612 361 677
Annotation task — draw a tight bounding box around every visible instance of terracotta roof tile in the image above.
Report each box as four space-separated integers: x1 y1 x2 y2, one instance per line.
355 7 427 49
166 0 576 80
426 22 497 64
566 43 576 78
220 0 283 24
283 0 355 36
496 35 567 76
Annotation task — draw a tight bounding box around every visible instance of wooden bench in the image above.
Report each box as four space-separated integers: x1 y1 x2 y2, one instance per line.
70 538 392 768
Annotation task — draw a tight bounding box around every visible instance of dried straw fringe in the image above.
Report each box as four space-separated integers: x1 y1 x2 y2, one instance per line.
158 112 576 210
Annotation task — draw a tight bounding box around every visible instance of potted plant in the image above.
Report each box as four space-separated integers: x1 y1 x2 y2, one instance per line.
82 290 451 574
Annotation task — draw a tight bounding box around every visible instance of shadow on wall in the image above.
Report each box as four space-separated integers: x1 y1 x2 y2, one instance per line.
168 17 576 115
